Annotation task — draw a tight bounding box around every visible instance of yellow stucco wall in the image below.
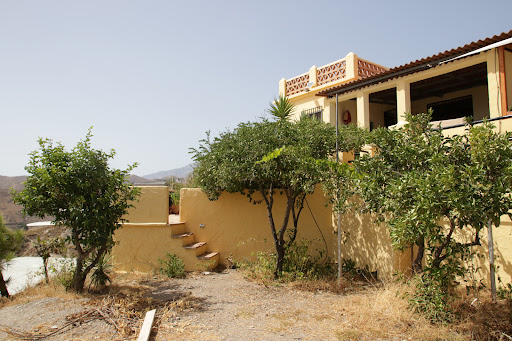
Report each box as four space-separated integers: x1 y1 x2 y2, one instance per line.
336 200 408 278
180 188 402 279
112 184 512 285
180 188 335 263
462 217 512 285
123 186 169 224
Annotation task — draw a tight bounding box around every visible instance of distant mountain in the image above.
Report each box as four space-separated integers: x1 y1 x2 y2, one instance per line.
0 173 156 229
127 174 155 184
0 175 44 228
143 164 194 180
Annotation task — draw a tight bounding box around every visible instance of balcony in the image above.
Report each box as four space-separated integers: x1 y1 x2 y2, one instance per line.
280 53 388 98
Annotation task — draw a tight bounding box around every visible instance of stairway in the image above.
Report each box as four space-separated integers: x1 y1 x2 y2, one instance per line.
168 215 220 271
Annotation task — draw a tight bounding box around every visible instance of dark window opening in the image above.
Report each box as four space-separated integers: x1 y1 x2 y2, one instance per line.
301 106 323 121
384 108 397 128
427 95 473 122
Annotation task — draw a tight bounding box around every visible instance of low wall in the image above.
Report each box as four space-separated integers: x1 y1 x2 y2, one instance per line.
112 185 404 277
180 188 335 264
180 188 402 279
123 186 169 224
113 186 170 272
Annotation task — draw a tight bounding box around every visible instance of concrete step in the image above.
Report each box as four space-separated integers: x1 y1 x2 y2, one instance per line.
198 252 220 270
184 242 207 256
171 232 195 246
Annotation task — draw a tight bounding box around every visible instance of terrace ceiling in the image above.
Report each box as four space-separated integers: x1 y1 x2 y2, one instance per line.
368 63 488 105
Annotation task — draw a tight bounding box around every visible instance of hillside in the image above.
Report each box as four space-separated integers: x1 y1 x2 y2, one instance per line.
143 164 193 180
0 175 40 229
0 174 155 230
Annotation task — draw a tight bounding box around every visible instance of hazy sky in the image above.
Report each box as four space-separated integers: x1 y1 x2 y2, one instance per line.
1 1 511 176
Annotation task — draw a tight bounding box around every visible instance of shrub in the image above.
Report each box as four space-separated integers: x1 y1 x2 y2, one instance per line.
50 259 76 290
407 274 452 323
89 254 113 289
158 253 185 278
241 239 336 282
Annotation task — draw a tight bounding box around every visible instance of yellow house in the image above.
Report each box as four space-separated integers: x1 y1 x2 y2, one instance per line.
284 30 512 133
280 29 512 283
113 30 512 285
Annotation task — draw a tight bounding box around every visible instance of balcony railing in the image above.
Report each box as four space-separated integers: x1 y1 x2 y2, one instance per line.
317 60 346 86
282 53 389 97
285 73 310 96
358 59 388 78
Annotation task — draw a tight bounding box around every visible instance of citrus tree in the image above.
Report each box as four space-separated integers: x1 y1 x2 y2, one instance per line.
12 130 139 292
192 97 336 278
355 112 512 289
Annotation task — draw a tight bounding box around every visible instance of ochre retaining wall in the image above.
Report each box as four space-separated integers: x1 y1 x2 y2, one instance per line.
113 186 172 272
112 185 512 285
180 188 336 265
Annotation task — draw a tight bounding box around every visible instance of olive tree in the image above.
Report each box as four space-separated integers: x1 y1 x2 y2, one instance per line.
12 130 140 292
0 215 23 297
192 98 336 278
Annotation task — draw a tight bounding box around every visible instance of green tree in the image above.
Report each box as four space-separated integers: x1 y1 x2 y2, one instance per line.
33 236 67 284
320 123 369 214
0 215 23 297
354 112 512 290
318 123 369 279
192 100 336 278
11 130 140 292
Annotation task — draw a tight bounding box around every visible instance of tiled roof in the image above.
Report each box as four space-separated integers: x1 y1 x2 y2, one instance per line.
317 30 512 97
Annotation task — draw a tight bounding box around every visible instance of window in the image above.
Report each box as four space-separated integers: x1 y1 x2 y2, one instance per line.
427 95 473 121
384 108 397 128
301 106 323 121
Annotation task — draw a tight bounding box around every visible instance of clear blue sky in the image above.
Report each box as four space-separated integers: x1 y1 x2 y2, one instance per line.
1 1 511 176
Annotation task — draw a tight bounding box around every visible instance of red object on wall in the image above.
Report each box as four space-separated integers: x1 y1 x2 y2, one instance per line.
343 110 352 125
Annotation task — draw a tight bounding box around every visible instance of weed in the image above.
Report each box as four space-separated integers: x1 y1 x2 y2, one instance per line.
407 274 452 323
240 239 336 282
49 258 76 290
342 258 377 281
497 282 512 323
158 253 185 278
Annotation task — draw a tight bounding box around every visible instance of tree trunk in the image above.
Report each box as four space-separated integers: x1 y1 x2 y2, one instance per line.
0 270 10 298
412 236 425 274
43 258 49 284
73 256 86 292
274 244 285 279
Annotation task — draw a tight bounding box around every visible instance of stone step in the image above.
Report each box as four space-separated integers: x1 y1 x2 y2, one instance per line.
184 242 207 256
198 252 219 260
171 232 195 246
198 252 220 270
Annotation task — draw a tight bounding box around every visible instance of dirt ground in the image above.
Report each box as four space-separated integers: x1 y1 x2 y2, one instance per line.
0 269 508 341
0 270 355 341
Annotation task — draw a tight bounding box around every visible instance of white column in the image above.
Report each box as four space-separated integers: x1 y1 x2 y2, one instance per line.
345 52 358 80
279 78 286 97
396 80 411 122
309 65 318 87
487 51 501 118
356 91 370 128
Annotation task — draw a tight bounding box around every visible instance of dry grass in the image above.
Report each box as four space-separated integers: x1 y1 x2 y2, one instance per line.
334 281 465 341
0 280 81 309
0 271 202 340
2 270 512 340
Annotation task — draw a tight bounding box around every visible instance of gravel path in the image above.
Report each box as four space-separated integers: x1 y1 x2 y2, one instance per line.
0 270 349 341
161 270 347 340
